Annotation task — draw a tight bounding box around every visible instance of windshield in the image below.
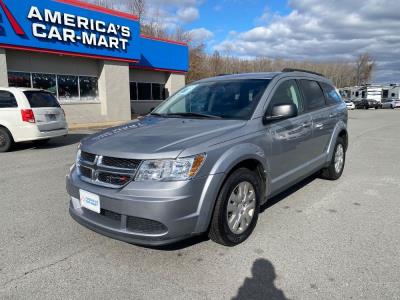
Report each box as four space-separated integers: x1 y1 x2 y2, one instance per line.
153 79 270 120
24 91 60 108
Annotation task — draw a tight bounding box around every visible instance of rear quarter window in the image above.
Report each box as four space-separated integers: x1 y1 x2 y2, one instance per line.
24 91 60 108
0 91 18 108
299 80 326 111
320 82 343 105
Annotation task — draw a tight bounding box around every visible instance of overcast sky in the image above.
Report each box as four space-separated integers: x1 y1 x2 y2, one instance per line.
114 0 400 83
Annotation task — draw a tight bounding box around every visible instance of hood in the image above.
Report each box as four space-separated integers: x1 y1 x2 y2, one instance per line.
81 116 246 159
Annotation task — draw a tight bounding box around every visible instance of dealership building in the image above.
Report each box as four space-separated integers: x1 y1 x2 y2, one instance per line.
0 0 189 124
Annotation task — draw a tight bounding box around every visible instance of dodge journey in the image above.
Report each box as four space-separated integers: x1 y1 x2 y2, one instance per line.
67 69 348 247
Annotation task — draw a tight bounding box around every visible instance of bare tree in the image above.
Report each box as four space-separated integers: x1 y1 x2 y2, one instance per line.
126 0 146 21
355 53 376 85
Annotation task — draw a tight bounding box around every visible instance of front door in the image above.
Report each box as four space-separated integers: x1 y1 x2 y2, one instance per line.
265 79 314 192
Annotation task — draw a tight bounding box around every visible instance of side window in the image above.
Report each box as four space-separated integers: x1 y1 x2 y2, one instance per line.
299 80 326 111
320 82 343 105
0 91 18 108
267 80 304 115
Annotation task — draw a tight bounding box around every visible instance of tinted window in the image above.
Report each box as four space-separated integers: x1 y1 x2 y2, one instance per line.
8 72 31 88
152 83 166 101
32 73 57 95
138 83 152 100
130 82 138 100
24 91 60 108
268 80 304 115
58 75 79 102
320 82 343 105
299 80 326 111
154 79 270 120
0 91 17 108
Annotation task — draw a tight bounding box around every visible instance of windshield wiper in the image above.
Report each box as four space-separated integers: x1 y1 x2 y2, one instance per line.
150 112 167 117
165 112 222 119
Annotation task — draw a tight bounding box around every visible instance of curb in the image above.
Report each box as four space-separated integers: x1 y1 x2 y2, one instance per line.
68 121 130 131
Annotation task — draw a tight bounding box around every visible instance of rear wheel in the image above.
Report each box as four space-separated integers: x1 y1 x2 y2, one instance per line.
321 137 346 180
0 127 14 153
209 168 261 246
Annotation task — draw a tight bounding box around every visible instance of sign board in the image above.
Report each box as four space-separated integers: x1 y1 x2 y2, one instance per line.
0 0 140 62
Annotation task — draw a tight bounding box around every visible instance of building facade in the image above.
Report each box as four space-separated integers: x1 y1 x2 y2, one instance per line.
0 0 189 124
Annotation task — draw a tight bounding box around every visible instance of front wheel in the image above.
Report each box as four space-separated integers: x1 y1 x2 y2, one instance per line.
209 168 261 246
0 127 14 153
321 137 346 180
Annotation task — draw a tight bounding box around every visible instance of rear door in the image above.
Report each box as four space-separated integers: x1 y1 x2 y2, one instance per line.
23 91 67 132
299 80 336 159
0 90 20 132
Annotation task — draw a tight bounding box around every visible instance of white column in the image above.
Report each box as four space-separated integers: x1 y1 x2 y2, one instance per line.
0 48 9 87
165 73 186 97
98 60 131 122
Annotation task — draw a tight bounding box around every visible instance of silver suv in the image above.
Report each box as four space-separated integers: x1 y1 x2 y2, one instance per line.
67 70 348 247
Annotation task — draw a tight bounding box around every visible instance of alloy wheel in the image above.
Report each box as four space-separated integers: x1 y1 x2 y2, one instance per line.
226 181 256 234
334 144 345 174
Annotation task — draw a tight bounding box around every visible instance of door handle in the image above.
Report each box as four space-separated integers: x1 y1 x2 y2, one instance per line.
329 114 336 118
302 123 311 128
315 123 324 129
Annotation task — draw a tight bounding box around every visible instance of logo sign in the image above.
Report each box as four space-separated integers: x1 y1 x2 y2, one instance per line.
0 0 140 62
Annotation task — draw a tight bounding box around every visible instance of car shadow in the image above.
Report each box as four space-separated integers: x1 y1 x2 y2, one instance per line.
232 258 289 300
147 173 320 251
261 173 319 213
11 134 88 152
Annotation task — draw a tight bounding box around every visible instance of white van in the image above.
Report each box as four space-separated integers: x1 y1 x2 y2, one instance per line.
0 88 68 152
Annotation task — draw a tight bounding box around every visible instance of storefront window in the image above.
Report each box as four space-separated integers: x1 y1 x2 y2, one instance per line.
152 84 163 100
80 76 99 101
8 72 31 88
138 83 152 100
131 82 167 101
130 82 138 100
32 73 57 95
58 75 79 102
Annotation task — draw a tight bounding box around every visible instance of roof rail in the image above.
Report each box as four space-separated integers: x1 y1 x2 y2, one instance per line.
282 68 325 77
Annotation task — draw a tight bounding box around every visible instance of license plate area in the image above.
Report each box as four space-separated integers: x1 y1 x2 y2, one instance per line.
80 189 100 214
47 114 57 121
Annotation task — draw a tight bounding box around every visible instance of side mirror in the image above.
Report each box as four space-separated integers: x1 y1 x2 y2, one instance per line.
263 103 298 125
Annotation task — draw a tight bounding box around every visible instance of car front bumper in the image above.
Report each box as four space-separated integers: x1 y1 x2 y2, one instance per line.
67 166 224 246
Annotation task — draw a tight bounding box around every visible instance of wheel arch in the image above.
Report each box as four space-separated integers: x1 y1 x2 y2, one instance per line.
0 122 15 141
326 122 348 164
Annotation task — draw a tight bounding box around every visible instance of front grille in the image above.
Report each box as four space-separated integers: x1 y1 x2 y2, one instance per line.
97 172 131 186
78 152 141 188
102 157 141 169
127 216 168 234
101 209 122 222
79 165 92 178
81 151 96 163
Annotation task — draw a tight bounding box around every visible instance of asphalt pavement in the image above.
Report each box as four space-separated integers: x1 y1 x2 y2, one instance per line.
1 110 399 299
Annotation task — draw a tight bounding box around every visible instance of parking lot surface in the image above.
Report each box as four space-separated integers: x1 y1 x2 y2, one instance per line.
1 110 400 299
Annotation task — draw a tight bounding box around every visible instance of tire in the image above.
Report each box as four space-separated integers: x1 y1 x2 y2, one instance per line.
0 127 14 153
391 105 394 109
209 168 261 246
321 137 346 181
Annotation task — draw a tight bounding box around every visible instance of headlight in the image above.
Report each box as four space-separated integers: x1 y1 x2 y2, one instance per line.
135 154 206 182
